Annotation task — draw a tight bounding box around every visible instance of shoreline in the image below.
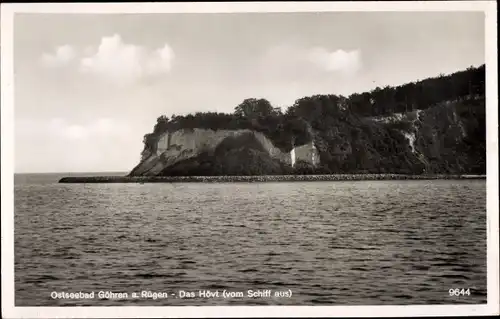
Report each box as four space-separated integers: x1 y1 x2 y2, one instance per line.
58 174 486 184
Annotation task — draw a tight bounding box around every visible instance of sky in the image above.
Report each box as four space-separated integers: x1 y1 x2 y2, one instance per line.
13 11 485 173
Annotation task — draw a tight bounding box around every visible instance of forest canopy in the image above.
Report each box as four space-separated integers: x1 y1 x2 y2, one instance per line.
143 64 485 157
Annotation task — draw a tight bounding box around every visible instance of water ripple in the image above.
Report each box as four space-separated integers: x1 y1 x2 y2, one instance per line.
14 176 487 306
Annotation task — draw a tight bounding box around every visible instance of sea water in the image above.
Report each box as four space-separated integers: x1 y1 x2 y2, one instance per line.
14 173 487 306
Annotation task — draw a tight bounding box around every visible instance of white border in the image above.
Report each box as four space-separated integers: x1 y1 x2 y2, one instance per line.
1 1 498 318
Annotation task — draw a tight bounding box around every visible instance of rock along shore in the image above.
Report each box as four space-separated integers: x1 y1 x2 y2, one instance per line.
58 174 486 184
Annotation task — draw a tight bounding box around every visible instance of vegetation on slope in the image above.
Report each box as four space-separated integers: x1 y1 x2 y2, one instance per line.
137 64 485 176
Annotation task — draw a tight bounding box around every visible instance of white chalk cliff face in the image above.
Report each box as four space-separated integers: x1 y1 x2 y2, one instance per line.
291 142 320 167
130 128 322 176
130 128 294 176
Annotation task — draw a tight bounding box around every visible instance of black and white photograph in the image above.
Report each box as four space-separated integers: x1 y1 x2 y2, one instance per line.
1 1 499 318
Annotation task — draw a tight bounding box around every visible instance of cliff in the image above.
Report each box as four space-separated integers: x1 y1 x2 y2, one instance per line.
317 96 485 175
130 128 301 176
129 65 485 176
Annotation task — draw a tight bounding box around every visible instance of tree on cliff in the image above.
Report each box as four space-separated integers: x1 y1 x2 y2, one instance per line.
153 115 170 133
234 98 276 118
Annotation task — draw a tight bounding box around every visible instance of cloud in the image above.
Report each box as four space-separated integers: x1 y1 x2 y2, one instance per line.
41 45 76 67
16 117 139 173
79 34 175 85
47 117 126 141
49 118 88 140
307 48 362 75
261 45 362 79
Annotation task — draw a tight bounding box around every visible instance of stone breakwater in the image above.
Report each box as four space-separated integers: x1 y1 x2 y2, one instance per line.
58 174 486 184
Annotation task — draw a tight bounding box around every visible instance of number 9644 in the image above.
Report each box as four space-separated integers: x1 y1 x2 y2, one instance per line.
449 288 471 296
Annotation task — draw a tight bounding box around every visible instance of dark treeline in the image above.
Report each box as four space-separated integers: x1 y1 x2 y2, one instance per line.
139 65 486 175
348 65 485 117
